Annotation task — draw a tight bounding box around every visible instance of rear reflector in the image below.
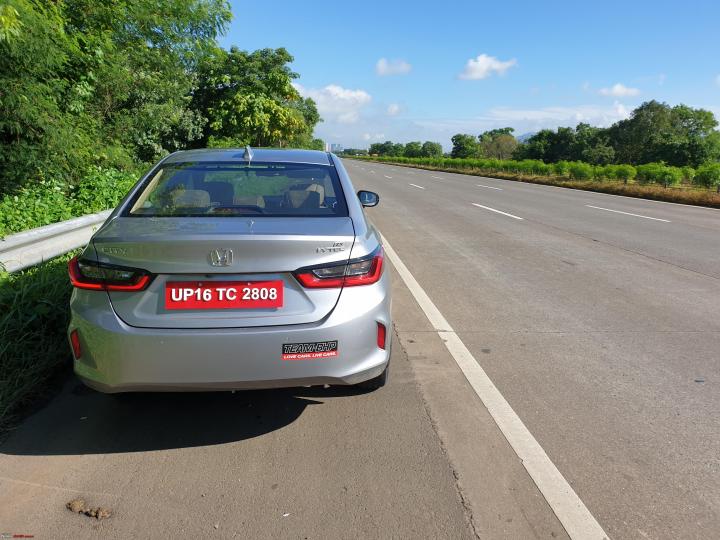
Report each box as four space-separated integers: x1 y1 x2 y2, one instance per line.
70 329 82 359
68 256 152 291
294 246 384 289
377 322 387 350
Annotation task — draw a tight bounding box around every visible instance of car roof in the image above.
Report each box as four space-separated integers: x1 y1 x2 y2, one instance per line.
163 148 333 166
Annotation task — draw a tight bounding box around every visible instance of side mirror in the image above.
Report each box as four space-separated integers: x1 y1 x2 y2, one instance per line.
357 190 379 207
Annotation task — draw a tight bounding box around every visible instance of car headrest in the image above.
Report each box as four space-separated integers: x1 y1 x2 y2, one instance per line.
289 183 325 205
284 190 320 209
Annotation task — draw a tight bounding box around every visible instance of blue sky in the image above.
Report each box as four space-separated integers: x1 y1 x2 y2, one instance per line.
223 0 720 149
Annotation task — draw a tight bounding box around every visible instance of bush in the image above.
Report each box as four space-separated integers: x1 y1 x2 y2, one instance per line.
0 167 138 237
636 163 666 184
0 254 75 431
694 163 720 188
567 161 594 180
636 163 683 186
658 166 683 186
615 164 637 183
681 166 696 183
553 161 570 176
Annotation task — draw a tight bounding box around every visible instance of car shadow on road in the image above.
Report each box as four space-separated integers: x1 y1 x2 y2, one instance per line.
0 380 368 456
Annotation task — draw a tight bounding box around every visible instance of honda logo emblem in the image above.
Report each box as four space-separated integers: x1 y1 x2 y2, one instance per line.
209 248 233 267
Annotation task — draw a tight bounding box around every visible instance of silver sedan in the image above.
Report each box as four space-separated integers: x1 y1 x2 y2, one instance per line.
67 148 391 392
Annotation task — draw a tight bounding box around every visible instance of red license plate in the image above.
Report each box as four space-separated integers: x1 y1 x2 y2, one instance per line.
165 281 284 310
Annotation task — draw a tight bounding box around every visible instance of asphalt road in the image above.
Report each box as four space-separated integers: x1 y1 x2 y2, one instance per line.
0 290 569 539
0 160 717 539
345 159 720 539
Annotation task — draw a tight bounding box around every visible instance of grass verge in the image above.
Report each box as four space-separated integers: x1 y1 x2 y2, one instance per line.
353 159 720 208
0 252 76 434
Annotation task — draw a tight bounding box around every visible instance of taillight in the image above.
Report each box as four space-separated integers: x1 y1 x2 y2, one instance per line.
294 246 384 289
68 256 152 291
70 329 82 359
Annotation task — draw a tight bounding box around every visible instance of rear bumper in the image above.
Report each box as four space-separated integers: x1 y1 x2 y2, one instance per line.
68 273 391 392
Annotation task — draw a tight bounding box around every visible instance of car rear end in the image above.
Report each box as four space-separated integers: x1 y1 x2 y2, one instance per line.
67 149 391 392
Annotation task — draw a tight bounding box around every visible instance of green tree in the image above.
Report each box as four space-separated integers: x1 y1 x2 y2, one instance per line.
192 47 318 147
404 141 423 158
478 127 514 142
514 128 575 162
421 141 443 157
368 142 384 155
451 134 479 158
390 143 406 156
342 148 368 156
607 101 719 166
479 133 518 159
0 0 232 192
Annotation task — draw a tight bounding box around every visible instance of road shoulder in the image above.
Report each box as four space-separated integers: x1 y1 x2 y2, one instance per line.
390 266 569 539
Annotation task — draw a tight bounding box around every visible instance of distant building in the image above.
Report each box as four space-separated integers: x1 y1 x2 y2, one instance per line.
330 143 344 153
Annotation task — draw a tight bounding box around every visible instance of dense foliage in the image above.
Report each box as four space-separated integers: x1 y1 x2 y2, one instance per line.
515 101 720 167
368 101 719 181
368 140 443 158
0 167 138 237
0 1 323 196
192 47 323 149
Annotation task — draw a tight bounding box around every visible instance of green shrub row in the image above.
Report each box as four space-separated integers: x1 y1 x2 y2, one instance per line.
0 167 138 238
361 156 720 188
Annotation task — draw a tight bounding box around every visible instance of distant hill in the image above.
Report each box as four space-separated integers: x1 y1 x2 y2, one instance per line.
516 132 536 143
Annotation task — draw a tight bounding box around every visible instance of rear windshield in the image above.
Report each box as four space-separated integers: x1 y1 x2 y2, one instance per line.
125 161 348 217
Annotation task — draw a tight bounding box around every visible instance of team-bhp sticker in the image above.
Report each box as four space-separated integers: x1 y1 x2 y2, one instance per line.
282 341 338 360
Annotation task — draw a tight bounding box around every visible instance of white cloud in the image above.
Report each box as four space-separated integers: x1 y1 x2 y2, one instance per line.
458 54 517 80
376 58 412 76
387 103 400 116
486 102 631 125
313 101 634 150
414 102 632 141
598 83 640 97
294 83 371 124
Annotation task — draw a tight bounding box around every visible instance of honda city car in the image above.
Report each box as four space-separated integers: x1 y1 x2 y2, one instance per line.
67 148 390 392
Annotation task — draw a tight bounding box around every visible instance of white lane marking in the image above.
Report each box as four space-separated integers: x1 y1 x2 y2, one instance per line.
384 175 393 179
585 205 670 222
380 235 609 540
409 183 425 190
477 184 503 191
472 203 523 220
431 176 444 180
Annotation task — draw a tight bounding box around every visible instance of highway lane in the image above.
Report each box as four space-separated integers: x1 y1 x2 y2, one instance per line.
345 159 720 539
355 162 720 278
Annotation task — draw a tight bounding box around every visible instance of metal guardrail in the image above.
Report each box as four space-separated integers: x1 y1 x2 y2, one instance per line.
0 210 111 272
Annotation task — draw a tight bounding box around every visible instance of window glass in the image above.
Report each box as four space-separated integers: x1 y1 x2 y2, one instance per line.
127 162 347 217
